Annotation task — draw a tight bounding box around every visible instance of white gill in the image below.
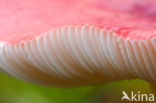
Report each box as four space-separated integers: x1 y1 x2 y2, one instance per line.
0 25 155 86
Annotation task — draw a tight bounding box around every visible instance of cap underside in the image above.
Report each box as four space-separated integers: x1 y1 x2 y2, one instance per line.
0 25 155 87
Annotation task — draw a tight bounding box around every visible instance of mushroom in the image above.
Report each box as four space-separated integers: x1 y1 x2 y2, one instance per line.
0 0 156 87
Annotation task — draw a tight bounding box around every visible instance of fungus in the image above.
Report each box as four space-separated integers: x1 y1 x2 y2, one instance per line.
0 0 156 87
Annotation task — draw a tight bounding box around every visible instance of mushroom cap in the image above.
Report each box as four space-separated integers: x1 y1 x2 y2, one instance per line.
0 0 156 87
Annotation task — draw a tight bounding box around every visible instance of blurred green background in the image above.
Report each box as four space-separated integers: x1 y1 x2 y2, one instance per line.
0 73 152 103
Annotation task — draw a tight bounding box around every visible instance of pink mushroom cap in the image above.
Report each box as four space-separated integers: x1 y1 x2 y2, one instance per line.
0 0 156 87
